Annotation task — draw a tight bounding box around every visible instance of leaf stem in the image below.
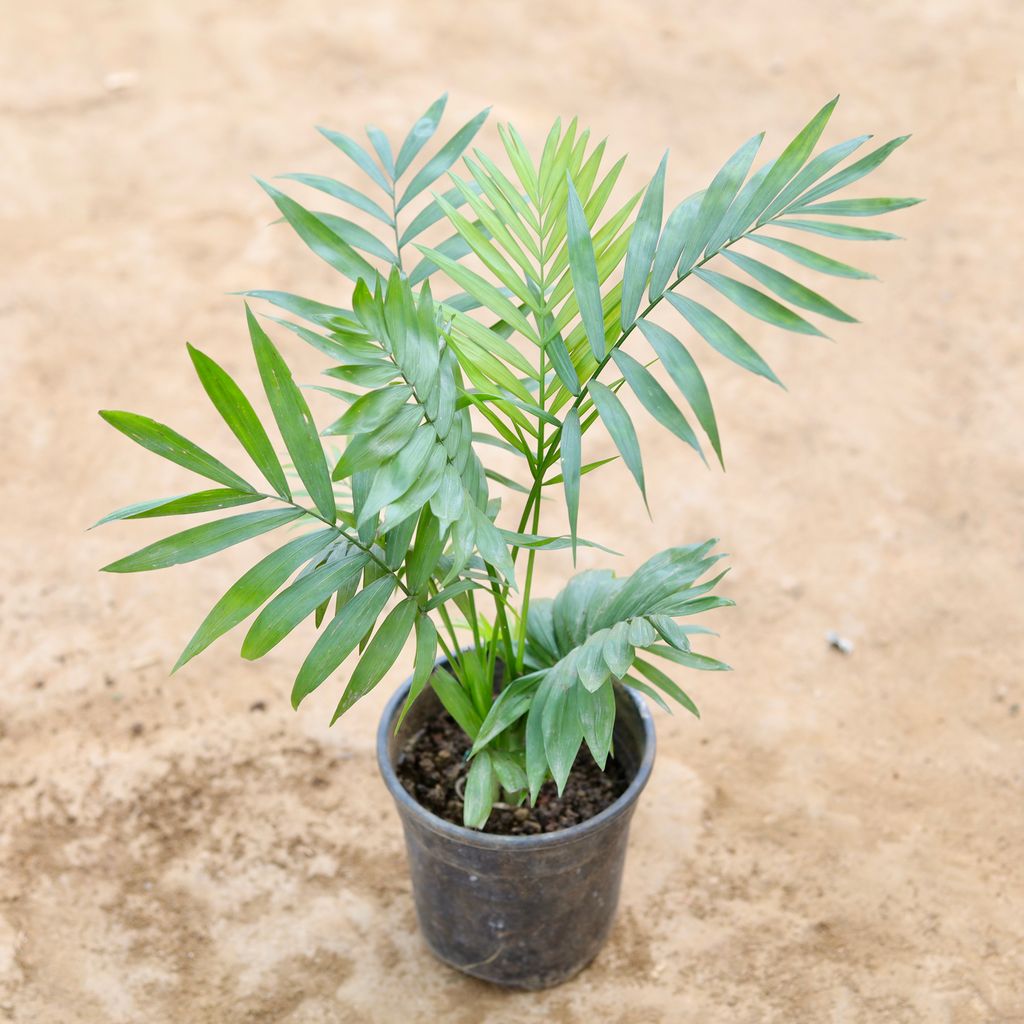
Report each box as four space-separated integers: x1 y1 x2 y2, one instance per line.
256 491 413 596
512 229 757 549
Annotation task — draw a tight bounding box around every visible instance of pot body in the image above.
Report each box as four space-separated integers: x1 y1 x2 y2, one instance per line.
376 665 655 990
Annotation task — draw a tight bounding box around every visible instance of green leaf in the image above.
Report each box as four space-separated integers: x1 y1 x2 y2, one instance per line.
423 580 482 610
397 107 489 212
470 504 516 587
381 444 447 533
525 675 553 801
649 645 730 673
593 542 721 626
242 549 368 660
602 620 634 677
471 672 544 753
431 665 483 738
92 489 263 527
589 381 647 506
628 616 658 647
636 319 722 467
499 123 540 207
620 152 667 328
623 674 672 713
101 508 303 574
545 331 581 396
247 308 337 522
384 510 418 568
458 159 539 262
491 751 528 795
405 507 445 592
395 93 447 178
747 234 875 280
365 125 395 179
236 290 362 330
99 410 253 492
485 469 529 495
291 576 397 709
792 197 922 218
431 464 468 532
776 219 901 242
703 159 775 254
611 349 705 463
264 317 360 363
754 134 871 223
665 293 781 386
719 97 839 243
649 614 701 650
565 178 606 360
431 194 535 308
722 250 855 322
633 657 700 717
413 245 537 342
575 639 610 692
324 362 401 389
358 425 435 525
395 615 438 731
664 595 736 617
649 192 702 300
444 172 538 281
309 212 396 263
578 678 615 769
332 597 417 718
500 531 620 556
543 456 618 486
255 180 377 283
542 671 583 795
793 135 911 208
680 133 763 272
561 408 581 563
470 148 538 231
174 528 336 671
322 385 413 436
398 184 478 248
278 173 392 224
463 750 495 829
537 116 566 209
316 128 392 192
695 267 825 336
187 344 291 499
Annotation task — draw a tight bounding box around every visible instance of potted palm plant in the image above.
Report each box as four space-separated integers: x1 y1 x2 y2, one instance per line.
95 95 916 988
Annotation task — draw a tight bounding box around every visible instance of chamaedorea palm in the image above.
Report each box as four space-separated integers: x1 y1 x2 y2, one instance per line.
97 95 916 827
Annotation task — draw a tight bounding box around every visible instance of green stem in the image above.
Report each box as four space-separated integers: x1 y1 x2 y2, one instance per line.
514 260 549 673
258 492 412 596
390 182 404 273
511 235 753 561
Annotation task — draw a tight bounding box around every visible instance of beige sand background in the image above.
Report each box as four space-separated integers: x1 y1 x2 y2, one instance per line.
2 2 1022 1021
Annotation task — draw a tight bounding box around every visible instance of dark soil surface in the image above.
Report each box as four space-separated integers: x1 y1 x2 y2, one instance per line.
396 706 629 835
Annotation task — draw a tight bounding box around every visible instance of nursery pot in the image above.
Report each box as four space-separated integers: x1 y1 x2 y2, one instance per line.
376 660 656 990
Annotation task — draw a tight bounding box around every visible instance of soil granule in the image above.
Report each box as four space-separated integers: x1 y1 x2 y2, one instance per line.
396 706 629 835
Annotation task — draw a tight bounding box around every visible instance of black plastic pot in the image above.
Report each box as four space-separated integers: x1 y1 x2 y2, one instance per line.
376 662 656 990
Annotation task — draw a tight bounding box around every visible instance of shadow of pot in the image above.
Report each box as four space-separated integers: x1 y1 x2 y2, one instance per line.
376 659 656 990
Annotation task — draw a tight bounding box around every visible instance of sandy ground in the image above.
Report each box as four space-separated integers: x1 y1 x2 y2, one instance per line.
2 1 1022 1021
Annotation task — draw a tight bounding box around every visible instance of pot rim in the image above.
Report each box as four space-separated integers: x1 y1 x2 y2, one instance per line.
376 663 656 852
